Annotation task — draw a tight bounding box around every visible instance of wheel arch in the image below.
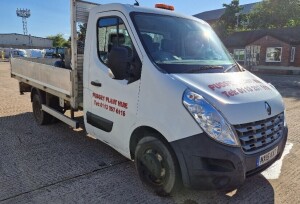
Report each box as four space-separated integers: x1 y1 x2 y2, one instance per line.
129 126 170 160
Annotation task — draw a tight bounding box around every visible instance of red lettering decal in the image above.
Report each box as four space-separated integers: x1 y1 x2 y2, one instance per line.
118 101 128 109
93 93 128 117
215 83 222 89
222 91 230 98
228 90 235 96
237 88 245 93
245 87 253 92
208 85 215 91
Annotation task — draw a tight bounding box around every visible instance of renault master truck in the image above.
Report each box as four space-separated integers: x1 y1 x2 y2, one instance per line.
10 0 288 195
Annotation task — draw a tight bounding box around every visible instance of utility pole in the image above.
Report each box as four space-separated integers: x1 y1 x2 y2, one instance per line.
16 9 31 35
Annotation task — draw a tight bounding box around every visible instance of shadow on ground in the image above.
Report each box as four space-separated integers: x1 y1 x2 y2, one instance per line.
175 174 274 204
0 112 275 203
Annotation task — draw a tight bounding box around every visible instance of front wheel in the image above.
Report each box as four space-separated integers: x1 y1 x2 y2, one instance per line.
135 136 181 196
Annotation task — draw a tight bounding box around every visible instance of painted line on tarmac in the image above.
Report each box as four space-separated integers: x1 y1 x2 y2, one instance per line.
261 142 293 180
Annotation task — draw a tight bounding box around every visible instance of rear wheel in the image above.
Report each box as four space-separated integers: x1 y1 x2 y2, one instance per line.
32 94 53 125
135 135 181 196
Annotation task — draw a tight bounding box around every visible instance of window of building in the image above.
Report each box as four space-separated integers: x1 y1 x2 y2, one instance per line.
233 49 245 61
266 47 282 62
291 47 296 62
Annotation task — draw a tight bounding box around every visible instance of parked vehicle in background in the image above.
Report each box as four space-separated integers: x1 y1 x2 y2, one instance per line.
44 52 54 58
25 49 45 58
11 49 27 58
10 0 288 195
44 47 67 58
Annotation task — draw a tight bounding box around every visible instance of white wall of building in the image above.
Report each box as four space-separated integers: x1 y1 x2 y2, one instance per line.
0 33 53 48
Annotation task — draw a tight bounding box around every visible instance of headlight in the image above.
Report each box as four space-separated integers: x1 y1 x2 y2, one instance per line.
183 89 239 146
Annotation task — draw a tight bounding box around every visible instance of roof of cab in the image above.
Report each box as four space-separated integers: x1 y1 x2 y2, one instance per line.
89 3 208 25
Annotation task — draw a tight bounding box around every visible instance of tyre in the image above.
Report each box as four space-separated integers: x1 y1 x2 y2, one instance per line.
32 94 53 125
135 135 181 196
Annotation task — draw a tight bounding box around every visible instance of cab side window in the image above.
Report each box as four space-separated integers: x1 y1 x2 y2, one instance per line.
97 17 133 64
97 16 141 83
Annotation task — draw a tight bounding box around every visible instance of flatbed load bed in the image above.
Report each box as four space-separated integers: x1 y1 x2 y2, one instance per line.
11 57 75 102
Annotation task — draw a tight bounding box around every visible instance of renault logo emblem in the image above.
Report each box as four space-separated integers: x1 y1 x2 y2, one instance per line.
265 102 271 115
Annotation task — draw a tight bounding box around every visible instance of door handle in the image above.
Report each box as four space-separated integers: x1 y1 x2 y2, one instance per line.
91 81 102 87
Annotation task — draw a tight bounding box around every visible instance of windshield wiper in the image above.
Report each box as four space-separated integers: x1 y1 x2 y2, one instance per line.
186 65 224 73
224 64 239 73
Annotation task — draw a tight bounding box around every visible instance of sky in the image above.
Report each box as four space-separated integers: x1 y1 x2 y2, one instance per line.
0 0 259 39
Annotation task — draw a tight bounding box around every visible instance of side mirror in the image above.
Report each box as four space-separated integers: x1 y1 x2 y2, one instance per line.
107 47 129 80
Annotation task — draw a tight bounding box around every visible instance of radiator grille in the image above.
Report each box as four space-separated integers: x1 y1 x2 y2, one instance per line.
234 113 284 154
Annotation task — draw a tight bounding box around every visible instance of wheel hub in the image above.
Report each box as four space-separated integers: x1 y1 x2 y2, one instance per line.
141 152 162 179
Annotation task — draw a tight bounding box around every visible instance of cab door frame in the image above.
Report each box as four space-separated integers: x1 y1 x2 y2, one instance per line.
84 10 143 156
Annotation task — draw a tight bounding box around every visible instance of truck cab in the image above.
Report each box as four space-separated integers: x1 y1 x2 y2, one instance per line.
83 3 287 193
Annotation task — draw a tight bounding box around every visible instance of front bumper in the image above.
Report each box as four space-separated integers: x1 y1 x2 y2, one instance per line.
170 127 288 190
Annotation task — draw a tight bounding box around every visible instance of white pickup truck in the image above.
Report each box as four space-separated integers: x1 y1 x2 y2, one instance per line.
11 0 288 195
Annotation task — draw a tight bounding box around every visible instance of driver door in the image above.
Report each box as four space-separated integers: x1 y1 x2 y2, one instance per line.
85 12 142 154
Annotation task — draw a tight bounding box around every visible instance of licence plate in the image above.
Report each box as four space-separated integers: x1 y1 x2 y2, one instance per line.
257 146 278 167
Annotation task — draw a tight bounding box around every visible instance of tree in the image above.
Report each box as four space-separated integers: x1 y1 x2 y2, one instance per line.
213 0 245 38
248 0 300 29
63 37 71 48
78 23 87 42
47 34 69 47
221 0 244 29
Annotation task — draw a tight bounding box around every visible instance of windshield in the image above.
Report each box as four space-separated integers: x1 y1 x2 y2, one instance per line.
132 13 239 73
